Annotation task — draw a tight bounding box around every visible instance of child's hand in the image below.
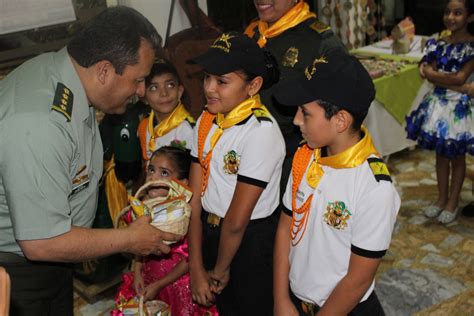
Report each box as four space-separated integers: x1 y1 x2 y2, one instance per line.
274 298 299 316
419 62 428 79
190 267 215 307
142 282 163 301
208 268 230 294
134 273 145 295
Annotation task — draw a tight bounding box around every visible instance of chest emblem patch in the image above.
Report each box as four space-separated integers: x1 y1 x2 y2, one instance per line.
223 150 240 175
282 47 299 68
323 201 351 230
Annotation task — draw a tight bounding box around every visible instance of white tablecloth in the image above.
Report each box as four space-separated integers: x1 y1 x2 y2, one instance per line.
364 82 431 157
360 36 428 157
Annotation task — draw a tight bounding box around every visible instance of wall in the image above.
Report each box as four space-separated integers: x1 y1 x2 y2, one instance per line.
107 0 208 40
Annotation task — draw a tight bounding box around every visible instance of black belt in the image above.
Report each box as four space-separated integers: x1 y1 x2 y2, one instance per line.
0 252 27 264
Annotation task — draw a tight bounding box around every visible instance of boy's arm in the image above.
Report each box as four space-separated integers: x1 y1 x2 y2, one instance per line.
317 253 381 316
274 212 299 316
187 161 214 306
209 181 264 292
422 59 474 86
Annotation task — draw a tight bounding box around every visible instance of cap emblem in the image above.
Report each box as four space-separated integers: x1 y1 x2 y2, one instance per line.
304 56 328 80
210 33 235 53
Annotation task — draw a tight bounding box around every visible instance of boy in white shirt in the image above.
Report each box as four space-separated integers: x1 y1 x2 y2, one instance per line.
273 51 400 316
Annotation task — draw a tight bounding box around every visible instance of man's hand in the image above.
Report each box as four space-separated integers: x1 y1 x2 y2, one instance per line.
126 216 182 256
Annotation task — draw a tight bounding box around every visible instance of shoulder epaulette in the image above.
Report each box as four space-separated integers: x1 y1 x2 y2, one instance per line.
185 116 196 127
367 157 392 182
309 20 331 34
51 82 73 122
252 107 273 123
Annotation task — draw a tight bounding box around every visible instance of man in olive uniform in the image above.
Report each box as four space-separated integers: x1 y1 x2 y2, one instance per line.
0 7 180 315
245 0 346 191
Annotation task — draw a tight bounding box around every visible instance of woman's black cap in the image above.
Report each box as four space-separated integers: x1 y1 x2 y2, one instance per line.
188 32 270 83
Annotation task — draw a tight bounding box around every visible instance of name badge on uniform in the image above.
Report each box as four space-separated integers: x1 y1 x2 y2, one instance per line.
71 179 90 196
71 165 90 196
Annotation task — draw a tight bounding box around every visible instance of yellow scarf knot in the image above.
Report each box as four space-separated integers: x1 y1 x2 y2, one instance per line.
245 1 316 47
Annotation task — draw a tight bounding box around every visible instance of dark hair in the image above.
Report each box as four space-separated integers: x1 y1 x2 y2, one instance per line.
149 145 191 180
67 6 161 75
145 61 181 87
239 50 280 90
446 0 474 34
316 99 365 131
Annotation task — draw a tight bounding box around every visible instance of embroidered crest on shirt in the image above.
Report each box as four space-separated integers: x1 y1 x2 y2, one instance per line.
282 47 299 67
223 150 240 174
323 201 351 230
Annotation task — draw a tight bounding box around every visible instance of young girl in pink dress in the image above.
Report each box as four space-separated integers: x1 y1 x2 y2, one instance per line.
114 145 218 315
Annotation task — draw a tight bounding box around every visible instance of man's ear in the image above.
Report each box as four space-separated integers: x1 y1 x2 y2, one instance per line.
335 109 353 133
96 60 114 85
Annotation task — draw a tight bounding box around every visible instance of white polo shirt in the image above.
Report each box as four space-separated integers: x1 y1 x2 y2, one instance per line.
143 119 193 159
282 154 400 306
191 114 285 219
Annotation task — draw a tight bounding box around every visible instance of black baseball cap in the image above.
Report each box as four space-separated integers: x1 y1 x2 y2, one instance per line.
274 51 375 117
188 32 270 83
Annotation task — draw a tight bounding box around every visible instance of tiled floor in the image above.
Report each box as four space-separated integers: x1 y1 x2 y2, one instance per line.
74 147 474 316
378 148 474 316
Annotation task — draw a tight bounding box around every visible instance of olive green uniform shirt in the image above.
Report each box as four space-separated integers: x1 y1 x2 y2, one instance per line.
0 47 103 256
248 18 346 154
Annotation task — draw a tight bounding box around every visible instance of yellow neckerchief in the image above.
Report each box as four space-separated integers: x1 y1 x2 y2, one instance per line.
290 126 379 246
245 1 316 47
198 95 268 196
147 103 195 153
103 156 129 224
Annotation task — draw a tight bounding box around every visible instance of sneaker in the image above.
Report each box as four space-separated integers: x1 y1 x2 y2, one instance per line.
438 208 459 224
424 205 443 218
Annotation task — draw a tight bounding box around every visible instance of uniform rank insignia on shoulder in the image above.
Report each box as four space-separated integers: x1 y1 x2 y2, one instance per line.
367 157 392 182
309 21 331 34
252 108 272 123
51 82 74 121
